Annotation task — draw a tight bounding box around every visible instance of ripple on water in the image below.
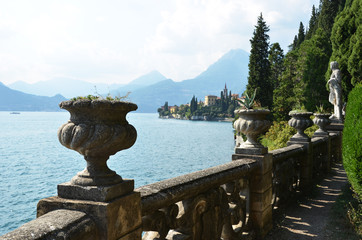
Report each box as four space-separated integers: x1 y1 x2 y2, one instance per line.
0 112 234 235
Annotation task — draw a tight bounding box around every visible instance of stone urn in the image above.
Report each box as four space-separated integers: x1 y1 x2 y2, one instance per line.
58 99 138 186
233 109 270 150
288 112 313 141
313 113 331 136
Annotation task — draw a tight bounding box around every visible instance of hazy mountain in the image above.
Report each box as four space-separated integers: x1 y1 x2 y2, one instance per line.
3 48 249 113
129 49 249 112
0 82 66 111
8 78 124 99
8 71 166 99
179 48 249 96
110 70 167 95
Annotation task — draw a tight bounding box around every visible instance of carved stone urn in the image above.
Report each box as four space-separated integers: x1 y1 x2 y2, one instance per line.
233 109 270 151
288 112 313 141
58 99 138 187
313 113 331 136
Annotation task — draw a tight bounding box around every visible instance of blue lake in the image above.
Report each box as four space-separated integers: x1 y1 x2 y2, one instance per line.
0 112 235 235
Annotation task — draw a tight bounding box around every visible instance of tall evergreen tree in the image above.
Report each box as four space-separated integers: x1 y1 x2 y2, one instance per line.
296 22 306 47
273 51 299 120
246 13 272 108
318 0 343 34
328 0 361 101
306 5 319 39
269 43 285 89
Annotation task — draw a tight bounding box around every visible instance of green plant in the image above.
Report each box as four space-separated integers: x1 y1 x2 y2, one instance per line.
289 103 308 113
237 89 257 109
315 104 329 114
261 121 318 150
70 89 131 101
343 84 362 200
261 121 296 150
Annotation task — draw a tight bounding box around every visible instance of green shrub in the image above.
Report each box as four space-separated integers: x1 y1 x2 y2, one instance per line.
261 121 318 150
343 84 362 200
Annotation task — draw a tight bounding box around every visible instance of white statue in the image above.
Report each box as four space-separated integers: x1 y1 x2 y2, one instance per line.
327 61 342 122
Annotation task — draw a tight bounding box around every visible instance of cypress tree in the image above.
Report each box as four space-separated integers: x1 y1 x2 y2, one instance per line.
306 5 319 39
246 13 272 108
269 43 285 89
328 0 361 101
296 22 306 47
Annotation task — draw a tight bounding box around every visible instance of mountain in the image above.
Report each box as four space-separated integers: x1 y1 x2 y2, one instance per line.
128 49 249 112
8 78 124 99
8 71 166 99
110 70 167 95
0 82 67 111
179 49 249 96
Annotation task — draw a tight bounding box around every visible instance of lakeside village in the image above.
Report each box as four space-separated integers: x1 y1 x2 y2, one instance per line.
158 84 243 121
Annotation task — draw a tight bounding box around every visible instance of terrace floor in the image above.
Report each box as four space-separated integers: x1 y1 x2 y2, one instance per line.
264 163 354 240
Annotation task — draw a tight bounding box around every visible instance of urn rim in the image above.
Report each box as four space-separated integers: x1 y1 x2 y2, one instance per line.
234 108 270 115
313 113 331 117
288 111 313 117
59 99 138 112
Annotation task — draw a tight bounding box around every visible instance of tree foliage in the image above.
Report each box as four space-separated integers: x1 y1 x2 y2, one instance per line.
328 0 362 102
269 43 285 89
246 13 272 108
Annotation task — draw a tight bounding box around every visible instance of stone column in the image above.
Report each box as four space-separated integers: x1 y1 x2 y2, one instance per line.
287 112 314 193
37 180 142 240
233 147 273 239
288 137 313 192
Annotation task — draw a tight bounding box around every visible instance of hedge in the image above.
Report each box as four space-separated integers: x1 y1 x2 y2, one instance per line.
343 84 362 199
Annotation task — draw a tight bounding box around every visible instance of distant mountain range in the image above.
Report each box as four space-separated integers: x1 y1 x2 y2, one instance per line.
0 82 66 111
125 49 249 112
3 48 249 112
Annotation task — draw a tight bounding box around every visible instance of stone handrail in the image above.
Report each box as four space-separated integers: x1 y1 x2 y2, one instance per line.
137 159 257 239
0 210 99 240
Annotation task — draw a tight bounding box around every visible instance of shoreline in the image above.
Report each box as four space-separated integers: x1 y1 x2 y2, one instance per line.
159 115 234 122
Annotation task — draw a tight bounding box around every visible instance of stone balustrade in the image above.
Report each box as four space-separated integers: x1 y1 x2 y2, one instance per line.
0 111 343 240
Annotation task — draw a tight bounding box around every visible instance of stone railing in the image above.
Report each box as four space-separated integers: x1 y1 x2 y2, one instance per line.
138 159 257 239
0 100 343 240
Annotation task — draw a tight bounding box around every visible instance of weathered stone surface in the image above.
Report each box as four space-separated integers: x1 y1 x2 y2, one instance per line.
58 99 138 187
250 187 272 211
58 179 134 202
234 109 270 149
233 153 272 175
117 228 142 240
0 209 99 240
137 159 257 216
250 205 273 238
37 192 142 240
327 61 343 122
250 171 272 193
313 113 331 136
288 112 313 141
235 146 268 155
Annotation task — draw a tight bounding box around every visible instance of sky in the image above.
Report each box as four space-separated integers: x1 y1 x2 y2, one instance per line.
0 0 319 85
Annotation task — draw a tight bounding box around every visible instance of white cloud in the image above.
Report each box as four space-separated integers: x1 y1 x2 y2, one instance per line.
0 0 319 85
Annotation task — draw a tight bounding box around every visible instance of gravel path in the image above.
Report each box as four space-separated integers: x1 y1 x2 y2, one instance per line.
264 163 348 240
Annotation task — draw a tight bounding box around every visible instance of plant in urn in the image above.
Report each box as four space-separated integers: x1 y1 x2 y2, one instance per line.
57 97 137 200
233 89 270 154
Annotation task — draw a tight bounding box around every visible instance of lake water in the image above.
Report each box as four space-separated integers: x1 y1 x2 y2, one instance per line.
0 112 235 235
